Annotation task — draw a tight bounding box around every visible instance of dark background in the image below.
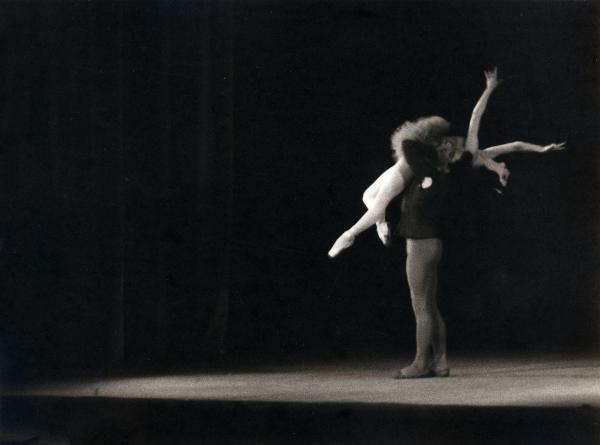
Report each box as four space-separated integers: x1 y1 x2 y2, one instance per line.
0 1 598 380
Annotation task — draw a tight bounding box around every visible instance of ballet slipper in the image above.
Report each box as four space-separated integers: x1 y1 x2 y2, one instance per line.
432 366 450 377
376 221 392 247
393 364 434 379
432 355 450 377
328 231 355 258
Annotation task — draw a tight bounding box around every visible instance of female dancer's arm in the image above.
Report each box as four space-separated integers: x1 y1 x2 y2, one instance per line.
465 68 502 154
482 141 566 158
464 68 511 185
470 142 565 187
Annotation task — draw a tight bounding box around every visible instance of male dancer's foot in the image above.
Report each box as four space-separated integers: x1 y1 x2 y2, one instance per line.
393 363 433 379
432 355 450 377
328 231 355 258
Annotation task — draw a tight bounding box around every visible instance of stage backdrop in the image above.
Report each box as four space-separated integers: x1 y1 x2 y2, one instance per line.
0 1 598 378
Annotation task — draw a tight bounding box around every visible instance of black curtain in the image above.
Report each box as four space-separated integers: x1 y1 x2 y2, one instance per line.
0 1 598 380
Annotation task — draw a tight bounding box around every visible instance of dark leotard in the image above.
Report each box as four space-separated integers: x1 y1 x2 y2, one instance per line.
395 139 449 239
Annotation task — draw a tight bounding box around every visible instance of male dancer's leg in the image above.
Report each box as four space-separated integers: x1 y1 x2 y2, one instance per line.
396 238 443 378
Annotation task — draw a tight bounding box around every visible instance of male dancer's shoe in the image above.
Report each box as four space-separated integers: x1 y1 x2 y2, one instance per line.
393 364 434 379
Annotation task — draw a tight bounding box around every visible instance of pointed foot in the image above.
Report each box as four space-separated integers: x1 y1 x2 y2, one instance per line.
376 221 392 247
328 231 355 258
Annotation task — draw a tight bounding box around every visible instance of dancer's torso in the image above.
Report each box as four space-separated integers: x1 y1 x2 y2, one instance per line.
396 140 449 240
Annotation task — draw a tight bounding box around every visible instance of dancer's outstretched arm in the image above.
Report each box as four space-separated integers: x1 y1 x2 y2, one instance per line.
482 141 566 158
468 142 565 189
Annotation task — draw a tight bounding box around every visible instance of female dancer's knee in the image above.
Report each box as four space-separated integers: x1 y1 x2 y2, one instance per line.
362 188 373 207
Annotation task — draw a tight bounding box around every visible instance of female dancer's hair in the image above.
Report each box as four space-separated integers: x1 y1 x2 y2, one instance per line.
391 116 451 161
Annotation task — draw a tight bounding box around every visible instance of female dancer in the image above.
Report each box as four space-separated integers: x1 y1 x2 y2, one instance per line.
327 68 564 258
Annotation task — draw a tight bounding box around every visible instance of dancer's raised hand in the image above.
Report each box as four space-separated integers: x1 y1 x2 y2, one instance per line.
484 67 502 90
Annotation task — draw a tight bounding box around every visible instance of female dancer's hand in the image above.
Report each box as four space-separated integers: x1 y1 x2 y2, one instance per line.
484 67 502 90
540 142 567 152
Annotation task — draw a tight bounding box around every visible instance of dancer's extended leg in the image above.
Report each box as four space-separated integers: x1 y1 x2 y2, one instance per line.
362 166 400 246
328 162 410 258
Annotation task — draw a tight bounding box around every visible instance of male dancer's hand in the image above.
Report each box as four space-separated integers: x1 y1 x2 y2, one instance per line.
472 151 511 187
498 163 510 187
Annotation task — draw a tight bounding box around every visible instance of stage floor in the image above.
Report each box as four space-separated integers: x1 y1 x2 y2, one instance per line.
4 356 600 408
